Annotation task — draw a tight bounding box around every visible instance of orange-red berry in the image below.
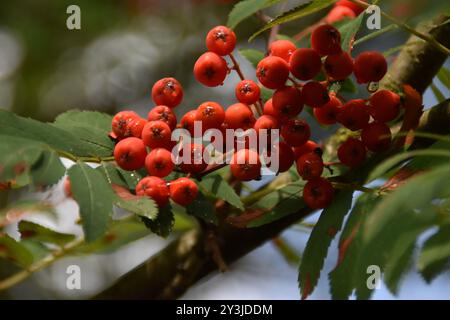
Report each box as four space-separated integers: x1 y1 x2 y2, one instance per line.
145 148 174 178
293 140 320 159
225 103 256 130
112 111 146 139
147 105 177 131
256 56 290 89
136 176 170 207
326 5 356 24
141 120 172 149
196 101 225 131
269 39 297 63
194 52 228 87
151 77 183 108
179 143 208 174
235 80 261 105
180 110 197 136
272 86 304 119
114 137 147 171
230 149 261 181
169 177 199 206
206 25 237 56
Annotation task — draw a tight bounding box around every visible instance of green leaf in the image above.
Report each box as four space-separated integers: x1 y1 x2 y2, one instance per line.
112 185 158 220
68 162 114 242
29 151 66 186
186 192 218 225
18 220 76 246
437 67 450 90
431 83 446 103
408 139 450 170
96 163 129 188
227 0 285 29
328 193 379 300
238 49 265 69
298 190 353 299
353 24 398 47
338 12 365 52
250 0 337 41
260 87 274 102
247 181 306 228
200 175 244 210
141 203 175 237
0 234 34 267
384 242 415 294
419 223 450 283
354 165 450 299
20 240 51 263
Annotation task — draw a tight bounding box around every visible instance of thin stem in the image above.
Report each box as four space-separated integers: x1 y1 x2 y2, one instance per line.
229 53 245 81
56 149 114 163
293 19 326 41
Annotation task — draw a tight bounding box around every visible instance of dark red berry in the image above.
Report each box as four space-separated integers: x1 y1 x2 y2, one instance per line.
324 51 354 80
336 99 370 131
289 48 322 81
369 89 401 123
313 95 342 125
361 122 392 152
302 81 330 108
272 86 304 119
337 138 366 167
281 119 311 147
293 140 320 159
354 51 387 84
303 177 334 209
230 149 261 181
296 152 324 180
311 24 342 56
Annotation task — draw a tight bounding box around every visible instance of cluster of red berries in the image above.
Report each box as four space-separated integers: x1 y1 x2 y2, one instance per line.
107 21 397 211
326 0 367 24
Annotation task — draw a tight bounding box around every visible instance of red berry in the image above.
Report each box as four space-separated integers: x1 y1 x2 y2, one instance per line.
324 51 354 80
151 77 183 108
354 51 387 84
326 5 356 24
311 24 342 56
180 110 197 136
313 95 342 125
296 152 324 180
194 52 228 87
145 148 174 178
303 177 334 209
136 176 170 207
225 103 256 130
263 98 285 122
114 137 147 171
196 101 225 131
337 138 366 167
169 177 199 206
254 115 279 134
335 0 366 15
289 48 322 81
141 120 172 149
302 81 330 108
269 39 297 63
272 86 304 119
336 99 370 131
235 80 261 105
281 119 311 147
369 90 401 123
179 143 208 174
293 140 320 158
147 105 177 131
112 111 146 139
256 56 289 89
230 149 261 181
270 141 295 173
206 25 237 56
63 177 72 198
361 122 392 152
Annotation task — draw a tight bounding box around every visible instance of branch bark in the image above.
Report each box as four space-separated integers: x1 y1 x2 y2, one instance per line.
93 15 450 300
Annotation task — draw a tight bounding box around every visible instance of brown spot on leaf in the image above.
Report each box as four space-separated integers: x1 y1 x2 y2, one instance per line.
14 162 27 175
225 208 268 228
20 230 37 239
103 233 117 244
301 273 312 300
327 227 338 237
337 223 360 267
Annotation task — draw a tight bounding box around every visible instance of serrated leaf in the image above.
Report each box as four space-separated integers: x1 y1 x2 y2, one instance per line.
238 49 265 69
437 67 450 90
250 0 337 41
0 200 56 228
186 192 218 225
68 162 114 242
96 163 128 188
384 242 415 294
142 203 174 237
419 223 450 283
18 220 76 246
29 151 66 186
298 190 353 299
338 12 365 52
0 234 34 267
112 184 158 220
200 175 244 210
227 0 285 29
247 181 306 228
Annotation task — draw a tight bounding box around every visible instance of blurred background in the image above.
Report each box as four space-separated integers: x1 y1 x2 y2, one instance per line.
0 0 449 299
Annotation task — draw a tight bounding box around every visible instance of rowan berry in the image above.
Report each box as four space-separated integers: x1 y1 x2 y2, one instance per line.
272 86 304 119
141 120 172 149
151 77 183 108
326 5 356 24
302 81 330 108
145 148 174 178
235 80 261 105
268 39 297 63
313 95 342 125
281 119 311 147
311 24 342 56
180 110 197 135
206 25 237 56
289 48 322 81
303 177 334 209
224 103 256 130
335 0 366 15
361 122 392 152
196 101 225 131
136 176 170 207
169 177 199 206
147 105 177 131
337 138 366 167
253 115 279 133
296 152 324 180
369 89 401 123
270 141 295 173
256 56 290 89
293 140 320 159
179 143 208 174
324 51 354 80
114 137 147 171
194 52 228 87
336 99 370 131
353 51 387 84
230 149 261 181
112 111 146 139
